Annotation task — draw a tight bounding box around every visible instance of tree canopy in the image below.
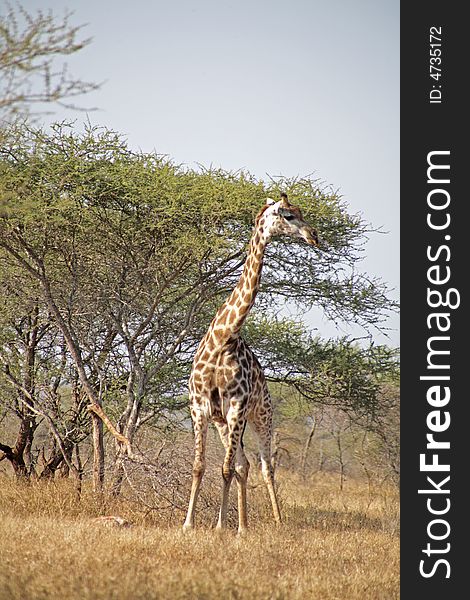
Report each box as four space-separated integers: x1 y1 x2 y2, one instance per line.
0 121 398 486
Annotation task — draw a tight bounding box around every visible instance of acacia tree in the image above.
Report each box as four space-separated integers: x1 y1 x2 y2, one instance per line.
0 122 397 490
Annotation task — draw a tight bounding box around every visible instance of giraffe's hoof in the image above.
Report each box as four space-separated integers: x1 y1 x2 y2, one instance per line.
237 527 248 537
182 523 194 533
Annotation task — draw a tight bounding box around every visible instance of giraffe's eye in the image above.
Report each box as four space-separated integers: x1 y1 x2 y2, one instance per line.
283 214 295 221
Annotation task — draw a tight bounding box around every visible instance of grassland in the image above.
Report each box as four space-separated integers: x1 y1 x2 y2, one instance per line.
0 472 398 600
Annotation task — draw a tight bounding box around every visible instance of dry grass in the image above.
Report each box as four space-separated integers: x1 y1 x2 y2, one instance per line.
0 472 399 600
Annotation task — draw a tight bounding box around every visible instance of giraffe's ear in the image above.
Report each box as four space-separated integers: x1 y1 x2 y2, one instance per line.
266 197 276 206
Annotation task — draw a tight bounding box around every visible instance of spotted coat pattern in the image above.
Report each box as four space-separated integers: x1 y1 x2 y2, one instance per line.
183 195 318 532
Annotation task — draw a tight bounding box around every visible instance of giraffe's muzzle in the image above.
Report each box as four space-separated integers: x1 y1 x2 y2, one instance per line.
301 227 319 247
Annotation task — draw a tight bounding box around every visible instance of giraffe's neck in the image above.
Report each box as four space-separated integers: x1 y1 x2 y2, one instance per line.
207 226 266 348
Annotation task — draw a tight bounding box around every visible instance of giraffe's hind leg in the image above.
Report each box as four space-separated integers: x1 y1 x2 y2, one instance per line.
215 420 250 533
251 411 282 524
213 420 230 530
183 403 208 531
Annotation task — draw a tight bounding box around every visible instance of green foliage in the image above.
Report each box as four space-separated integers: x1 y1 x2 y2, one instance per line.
0 121 395 331
245 315 399 415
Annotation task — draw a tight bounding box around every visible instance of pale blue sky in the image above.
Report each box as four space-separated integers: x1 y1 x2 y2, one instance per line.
22 0 400 345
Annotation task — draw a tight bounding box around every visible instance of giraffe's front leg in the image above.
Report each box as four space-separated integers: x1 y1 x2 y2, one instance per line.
234 442 250 533
183 404 208 531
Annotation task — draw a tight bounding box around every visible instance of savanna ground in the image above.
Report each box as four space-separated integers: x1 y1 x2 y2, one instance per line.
0 467 399 600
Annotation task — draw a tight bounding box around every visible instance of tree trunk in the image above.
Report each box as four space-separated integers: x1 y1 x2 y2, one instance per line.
300 417 317 478
40 453 64 479
39 438 76 479
318 439 325 472
0 441 27 478
72 444 83 499
92 414 105 492
111 381 143 496
0 415 37 479
111 453 125 497
336 433 345 491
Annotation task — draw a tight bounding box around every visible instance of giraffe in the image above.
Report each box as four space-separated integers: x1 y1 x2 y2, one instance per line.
183 193 318 533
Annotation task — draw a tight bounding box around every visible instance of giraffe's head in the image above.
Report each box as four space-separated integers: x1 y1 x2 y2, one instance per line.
256 193 319 246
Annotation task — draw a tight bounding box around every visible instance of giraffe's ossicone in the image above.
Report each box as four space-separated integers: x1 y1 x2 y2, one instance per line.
183 193 319 533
